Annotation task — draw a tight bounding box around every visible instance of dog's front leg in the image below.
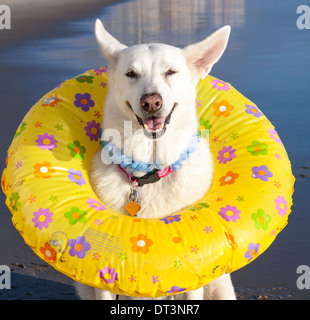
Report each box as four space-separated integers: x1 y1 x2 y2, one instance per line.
95 288 116 300
204 274 236 300
75 282 116 300
175 287 204 300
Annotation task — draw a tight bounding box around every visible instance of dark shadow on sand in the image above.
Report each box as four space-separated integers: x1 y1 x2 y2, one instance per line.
0 272 78 300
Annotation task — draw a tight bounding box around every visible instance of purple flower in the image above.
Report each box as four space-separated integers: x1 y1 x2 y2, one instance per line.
84 120 101 141
251 165 273 182
167 286 186 294
98 266 118 284
245 104 263 118
35 133 57 150
32 208 53 230
244 243 260 261
159 214 181 224
151 276 159 284
275 196 288 217
86 198 106 211
211 79 230 91
218 205 241 222
15 161 22 168
74 93 95 112
94 66 107 75
68 236 91 259
217 146 236 164
68 169 86 186
268 128 283 145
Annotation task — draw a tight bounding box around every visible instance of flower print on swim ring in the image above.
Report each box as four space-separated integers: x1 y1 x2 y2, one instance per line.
1 70 294 298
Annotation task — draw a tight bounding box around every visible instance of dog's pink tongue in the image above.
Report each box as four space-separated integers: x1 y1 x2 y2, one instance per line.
143 116 165 130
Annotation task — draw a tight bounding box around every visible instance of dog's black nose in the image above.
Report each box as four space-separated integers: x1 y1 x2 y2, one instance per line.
140 93 163 113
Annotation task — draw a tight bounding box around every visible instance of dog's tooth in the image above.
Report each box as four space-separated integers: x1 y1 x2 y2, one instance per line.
144 124 149 130
160 123 164 129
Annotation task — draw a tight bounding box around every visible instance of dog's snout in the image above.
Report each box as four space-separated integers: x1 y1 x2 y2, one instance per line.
140 93 163 113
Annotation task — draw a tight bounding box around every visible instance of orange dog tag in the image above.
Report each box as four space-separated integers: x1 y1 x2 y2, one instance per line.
125 200 141 216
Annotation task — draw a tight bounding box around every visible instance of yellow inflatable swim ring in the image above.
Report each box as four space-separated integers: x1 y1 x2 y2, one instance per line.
2 69 294 297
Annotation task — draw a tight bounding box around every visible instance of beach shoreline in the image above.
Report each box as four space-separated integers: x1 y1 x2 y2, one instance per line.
0 0 308 301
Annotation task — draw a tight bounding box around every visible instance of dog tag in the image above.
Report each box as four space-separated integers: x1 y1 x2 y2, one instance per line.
125 184 141 216
125 200 141 216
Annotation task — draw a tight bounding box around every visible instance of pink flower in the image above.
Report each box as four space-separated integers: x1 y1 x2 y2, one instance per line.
269 128 283 145
195 99 201 108
35 133 57 150
94 219 103 226
275 196 287 217
98 266 118 284
217 146 236 164
86 198 106 211
204 226 213 233
218 205 241 222
32 208 53 229
211 79 230 91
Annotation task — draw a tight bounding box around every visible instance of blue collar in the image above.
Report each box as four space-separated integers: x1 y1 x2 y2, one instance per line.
100 131 200 176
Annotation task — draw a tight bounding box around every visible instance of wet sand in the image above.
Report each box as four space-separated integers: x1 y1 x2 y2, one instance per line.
1 0 310 300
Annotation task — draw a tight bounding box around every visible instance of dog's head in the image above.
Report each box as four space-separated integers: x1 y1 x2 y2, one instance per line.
95 19 230 139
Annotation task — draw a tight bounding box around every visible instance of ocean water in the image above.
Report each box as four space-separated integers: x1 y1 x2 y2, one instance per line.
0 0 309 299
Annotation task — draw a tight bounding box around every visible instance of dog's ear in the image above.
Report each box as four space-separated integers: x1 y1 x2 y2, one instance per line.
184 26 231 80
95 19 127 64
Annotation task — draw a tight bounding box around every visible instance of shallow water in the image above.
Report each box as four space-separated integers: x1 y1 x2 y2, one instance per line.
0 0 309 299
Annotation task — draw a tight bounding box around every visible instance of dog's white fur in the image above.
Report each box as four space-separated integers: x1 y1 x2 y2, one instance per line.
76 20 236 300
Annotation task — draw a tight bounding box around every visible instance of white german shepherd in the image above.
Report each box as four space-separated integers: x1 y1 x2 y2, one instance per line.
76 19 236 300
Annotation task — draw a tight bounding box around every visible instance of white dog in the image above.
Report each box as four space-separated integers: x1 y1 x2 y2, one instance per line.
76 19 236 300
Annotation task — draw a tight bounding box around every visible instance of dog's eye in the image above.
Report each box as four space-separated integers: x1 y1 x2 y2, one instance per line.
125 70 138 79
165 69 177 77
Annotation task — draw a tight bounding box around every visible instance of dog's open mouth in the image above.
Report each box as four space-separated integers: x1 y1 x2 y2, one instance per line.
126 102 176 139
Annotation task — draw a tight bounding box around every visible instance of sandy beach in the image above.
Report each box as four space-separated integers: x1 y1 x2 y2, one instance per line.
1 0 309 300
